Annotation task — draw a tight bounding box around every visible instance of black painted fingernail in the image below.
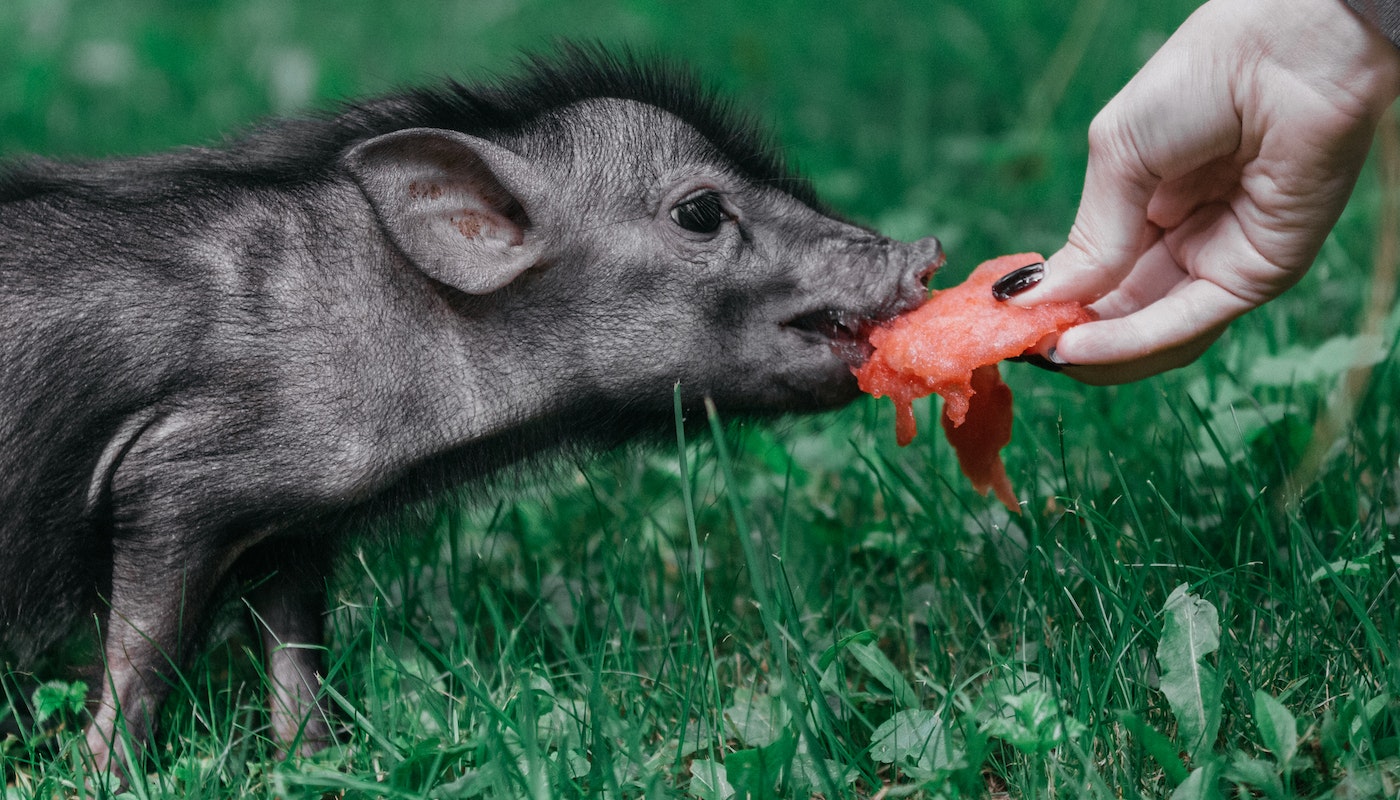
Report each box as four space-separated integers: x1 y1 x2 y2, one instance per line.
1046 346 1068 366
1014 354 1063 373
991 262 1045 301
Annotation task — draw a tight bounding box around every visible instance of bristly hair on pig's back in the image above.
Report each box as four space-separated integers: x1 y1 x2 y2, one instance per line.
353 43 825 210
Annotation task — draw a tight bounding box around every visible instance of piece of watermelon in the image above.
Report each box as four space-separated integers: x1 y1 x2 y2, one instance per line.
940 364 1017 513
854 252 1093 513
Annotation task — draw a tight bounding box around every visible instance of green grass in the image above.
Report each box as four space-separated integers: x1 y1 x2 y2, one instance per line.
4 1 1400 797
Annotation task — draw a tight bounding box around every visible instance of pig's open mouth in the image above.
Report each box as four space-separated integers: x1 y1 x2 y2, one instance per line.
783 306 901 367
782 259 939 369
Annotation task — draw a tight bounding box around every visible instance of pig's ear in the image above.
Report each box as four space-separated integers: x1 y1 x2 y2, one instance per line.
344 128 545 294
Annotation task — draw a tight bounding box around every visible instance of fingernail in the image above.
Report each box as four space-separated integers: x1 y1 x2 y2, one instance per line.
991 262 1045 301
1046 346 1068 366
1013 353 1063 373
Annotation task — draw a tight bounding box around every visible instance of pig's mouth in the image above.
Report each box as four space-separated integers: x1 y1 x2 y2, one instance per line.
781 257 939 371
783 305 904 367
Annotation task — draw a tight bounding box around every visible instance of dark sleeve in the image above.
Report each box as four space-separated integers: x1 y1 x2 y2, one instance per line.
1346 0 1400 48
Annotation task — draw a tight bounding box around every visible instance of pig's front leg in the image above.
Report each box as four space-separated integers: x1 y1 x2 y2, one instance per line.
244 543 334 756
82 412 289 778
84 534 231 778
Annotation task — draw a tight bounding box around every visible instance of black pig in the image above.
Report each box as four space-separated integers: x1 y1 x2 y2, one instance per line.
0 47 940 771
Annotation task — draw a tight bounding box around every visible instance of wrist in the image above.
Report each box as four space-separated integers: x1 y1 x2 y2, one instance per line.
1227 0 1400 118
1327 0 1400 104
1331 0 1400 111
1341 0 1400 50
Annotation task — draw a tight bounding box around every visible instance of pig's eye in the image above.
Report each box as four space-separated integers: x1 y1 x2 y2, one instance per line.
670 191 725 234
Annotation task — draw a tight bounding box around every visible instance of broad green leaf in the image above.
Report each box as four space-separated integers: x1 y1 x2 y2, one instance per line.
88 769 125 799
1308 538 1385 583
980 668 1048 709
1362 693 1391 723
1247 333 1386 387
1319 692 1391 763
1252 690 1298 770
724 729 796 800
1222 754 1284 799
788 753 858 797
1319 707 1346 764
1328 764 1397 797
392 737 473 788
31 680 87 725
982 688 1086 754
869 709 965 775
1156 584 1223 760
560 748 591 780
817 630 878 672
724 688 790 747
849 640 919 708
1307 559 1372 582
1190 397 1292 470
689 758 734 800
1170 761 1224 800
678 718 721 758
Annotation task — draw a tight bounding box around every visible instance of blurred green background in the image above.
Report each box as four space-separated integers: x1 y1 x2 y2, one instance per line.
0 0 1200 270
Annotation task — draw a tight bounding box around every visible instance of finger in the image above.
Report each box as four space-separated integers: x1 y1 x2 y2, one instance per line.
1016 240 1185 363
1014 310 1227 385
1163 199 1297 308
1146 154 1242 229
1086 238 1190 320
1018 239 1188 364
1050 278 1253 366
1056 325 1225 385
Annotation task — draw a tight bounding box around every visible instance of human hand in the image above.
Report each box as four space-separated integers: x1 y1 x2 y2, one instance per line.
1000 0 1400 384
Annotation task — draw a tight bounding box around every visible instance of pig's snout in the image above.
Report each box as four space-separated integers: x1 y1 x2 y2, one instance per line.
874 234 942 322
910 236 943 281
898 235 943 309
781 234 942 376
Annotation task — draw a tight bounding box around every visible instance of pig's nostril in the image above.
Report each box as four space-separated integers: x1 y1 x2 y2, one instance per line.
910 236 944 286
916 262 938 287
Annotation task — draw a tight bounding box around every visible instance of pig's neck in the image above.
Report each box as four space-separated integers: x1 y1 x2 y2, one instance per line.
370 315 648 506
370 262 628 487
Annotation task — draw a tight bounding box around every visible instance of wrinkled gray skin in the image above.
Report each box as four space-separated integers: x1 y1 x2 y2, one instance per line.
0 56 940 774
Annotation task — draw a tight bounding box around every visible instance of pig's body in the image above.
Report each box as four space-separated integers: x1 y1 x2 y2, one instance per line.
0 49 939 770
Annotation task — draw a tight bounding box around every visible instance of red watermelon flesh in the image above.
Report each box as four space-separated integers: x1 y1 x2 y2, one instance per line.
854 253 1094 513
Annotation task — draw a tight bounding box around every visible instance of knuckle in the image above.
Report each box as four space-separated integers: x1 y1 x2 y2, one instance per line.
1086 107 1157 186
1086 109 1126 155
